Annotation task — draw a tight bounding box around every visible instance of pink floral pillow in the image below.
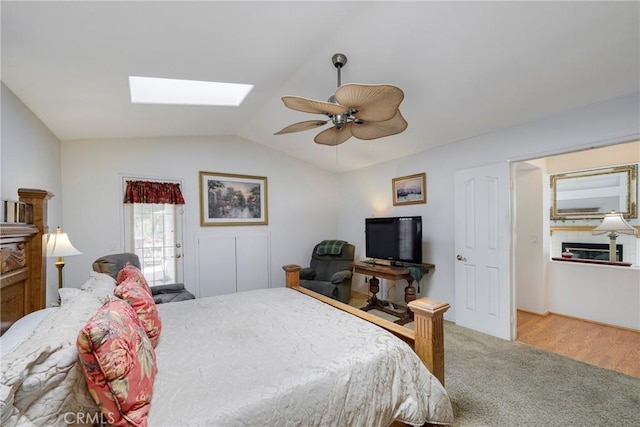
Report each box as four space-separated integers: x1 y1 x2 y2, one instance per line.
77 297 157 427
116 262 152 296
115 277 162 347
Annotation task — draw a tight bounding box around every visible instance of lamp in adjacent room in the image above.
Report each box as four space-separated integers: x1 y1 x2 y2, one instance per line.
46 226 82 289
592 212 637 262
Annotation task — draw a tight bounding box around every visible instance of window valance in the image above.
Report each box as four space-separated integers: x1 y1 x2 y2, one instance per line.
123 180 185 205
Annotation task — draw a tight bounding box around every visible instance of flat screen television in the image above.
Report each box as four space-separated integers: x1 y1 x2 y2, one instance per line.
365 216 422 265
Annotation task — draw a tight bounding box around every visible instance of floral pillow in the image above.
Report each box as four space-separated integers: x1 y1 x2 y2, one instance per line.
116 262 152 296
115 277 162 347
77 297 157 427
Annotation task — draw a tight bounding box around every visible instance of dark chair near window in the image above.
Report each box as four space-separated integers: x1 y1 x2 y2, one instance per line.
299 240 355 304
92 253 195 304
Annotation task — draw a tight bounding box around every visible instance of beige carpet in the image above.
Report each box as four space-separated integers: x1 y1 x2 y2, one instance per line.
349 293 640 426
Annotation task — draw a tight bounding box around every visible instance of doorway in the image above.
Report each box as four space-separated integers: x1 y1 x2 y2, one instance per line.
512 140 639 369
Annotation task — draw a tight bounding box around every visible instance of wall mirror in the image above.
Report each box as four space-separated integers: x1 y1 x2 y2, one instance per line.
550 164 637 220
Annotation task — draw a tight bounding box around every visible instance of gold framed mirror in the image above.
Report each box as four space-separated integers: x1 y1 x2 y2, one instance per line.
550 164 637 220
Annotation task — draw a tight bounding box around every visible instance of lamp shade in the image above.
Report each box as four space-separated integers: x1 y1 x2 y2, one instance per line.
46 226 82 257
592 212 638 236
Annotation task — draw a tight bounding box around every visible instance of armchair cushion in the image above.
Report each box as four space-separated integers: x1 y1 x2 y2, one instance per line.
299 267 315 280
150 283 195 304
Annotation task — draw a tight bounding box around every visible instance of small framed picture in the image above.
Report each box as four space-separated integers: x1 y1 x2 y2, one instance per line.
392 173 426 206
199 171 268 226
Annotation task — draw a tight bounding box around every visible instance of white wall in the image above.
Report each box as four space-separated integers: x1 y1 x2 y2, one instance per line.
337 92 640 322
1 83 63 306
61 136 339 296
547 261 640 329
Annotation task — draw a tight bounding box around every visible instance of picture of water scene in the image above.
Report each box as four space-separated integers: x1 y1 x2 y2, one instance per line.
207 179 262 219
199 171 268 226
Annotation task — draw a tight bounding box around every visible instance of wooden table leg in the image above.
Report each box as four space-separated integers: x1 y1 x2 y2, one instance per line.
361 276 394 310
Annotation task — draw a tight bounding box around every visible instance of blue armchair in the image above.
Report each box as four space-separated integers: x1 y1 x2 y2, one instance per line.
92 253 195 304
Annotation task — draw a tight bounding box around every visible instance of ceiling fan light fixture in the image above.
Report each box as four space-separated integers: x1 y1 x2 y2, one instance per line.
333 113 348 129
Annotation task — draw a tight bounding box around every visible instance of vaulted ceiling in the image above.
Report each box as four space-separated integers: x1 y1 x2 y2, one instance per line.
2 1 639 172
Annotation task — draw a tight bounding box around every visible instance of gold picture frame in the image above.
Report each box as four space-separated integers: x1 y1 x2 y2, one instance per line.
392 173 427 206
199 171 268 226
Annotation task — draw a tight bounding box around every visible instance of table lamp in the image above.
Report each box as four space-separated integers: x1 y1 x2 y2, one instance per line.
592 212 637 262
46 226 82 289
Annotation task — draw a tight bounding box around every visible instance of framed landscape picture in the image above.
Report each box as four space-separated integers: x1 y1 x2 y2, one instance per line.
199 171 268 226
392 172 427 206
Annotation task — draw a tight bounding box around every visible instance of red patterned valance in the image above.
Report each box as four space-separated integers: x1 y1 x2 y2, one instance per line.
123 181 185 205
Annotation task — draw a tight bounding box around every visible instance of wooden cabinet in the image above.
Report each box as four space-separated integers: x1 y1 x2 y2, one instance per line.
196 234 270 297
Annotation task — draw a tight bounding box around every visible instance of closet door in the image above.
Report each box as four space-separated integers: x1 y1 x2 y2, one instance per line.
197 235 236 297
236 234 270 292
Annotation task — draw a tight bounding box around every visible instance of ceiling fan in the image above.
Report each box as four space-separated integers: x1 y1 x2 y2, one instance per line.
274 53 407 146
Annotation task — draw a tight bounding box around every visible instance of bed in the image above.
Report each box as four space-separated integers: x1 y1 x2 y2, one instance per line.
1 189 453 426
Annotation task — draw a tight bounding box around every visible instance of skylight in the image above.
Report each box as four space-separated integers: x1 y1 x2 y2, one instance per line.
129 76 253 106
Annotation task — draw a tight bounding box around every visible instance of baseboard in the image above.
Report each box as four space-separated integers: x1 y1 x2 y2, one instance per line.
519 308 639 333
547 311 640 333
517 308 549 316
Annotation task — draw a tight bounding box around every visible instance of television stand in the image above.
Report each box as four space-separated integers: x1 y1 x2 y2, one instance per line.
353 262 433 325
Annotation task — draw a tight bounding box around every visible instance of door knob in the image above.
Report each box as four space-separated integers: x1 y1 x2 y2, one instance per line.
176 243 181 248
456 254 466 261
176 254 182 259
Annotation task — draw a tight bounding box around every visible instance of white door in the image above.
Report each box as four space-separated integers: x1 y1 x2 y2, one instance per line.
197 235 237 297
124 202 184 287
196 234 271 297
236 234 270 292
454 162 512 340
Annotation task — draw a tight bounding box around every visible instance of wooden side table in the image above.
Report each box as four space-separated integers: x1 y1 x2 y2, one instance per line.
353 261 434 325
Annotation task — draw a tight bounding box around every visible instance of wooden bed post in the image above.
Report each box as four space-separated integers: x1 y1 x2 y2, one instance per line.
408 298 450 386
283 264 301 288
18 188 52 312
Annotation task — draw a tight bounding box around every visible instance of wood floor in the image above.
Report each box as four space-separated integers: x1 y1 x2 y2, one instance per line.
350 292 639 378
517 310 640 378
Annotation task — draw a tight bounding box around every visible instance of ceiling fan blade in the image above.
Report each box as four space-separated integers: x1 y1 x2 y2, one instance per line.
281 96 348 116
335 84 404 122
314 123 353 146
274 120 328 135
350 110 408 140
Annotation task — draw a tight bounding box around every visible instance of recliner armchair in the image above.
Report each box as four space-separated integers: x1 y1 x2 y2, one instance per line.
92 252 195 304
299 240 354 304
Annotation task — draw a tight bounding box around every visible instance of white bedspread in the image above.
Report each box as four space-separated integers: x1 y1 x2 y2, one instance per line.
150 288 453 426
